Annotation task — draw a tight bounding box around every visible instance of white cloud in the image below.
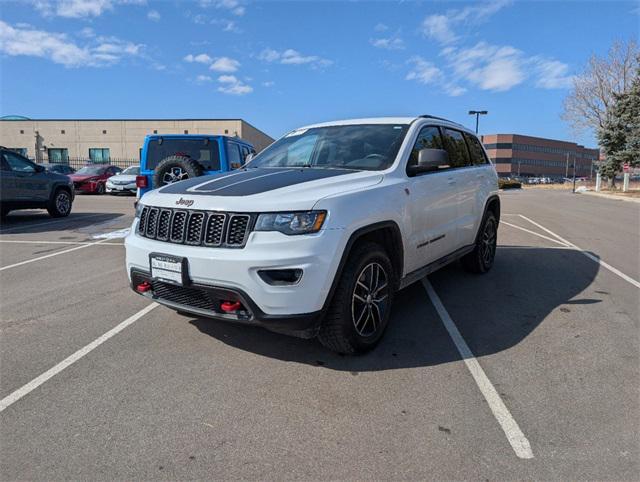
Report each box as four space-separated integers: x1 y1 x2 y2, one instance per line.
199 0 245 16
443 42 525 91
78 26 95 38
195 74 212 83
262 80 275 87
217 74 252 95
421 0 510 45
406 56 443 85
534 58 574 89
209 56 240 72
147 9 160 21
184 53 213 64
0 20 144 67
211 19 240 32
374 23 389 32
370 37 405 50
258 48 332 68
32 0 146 18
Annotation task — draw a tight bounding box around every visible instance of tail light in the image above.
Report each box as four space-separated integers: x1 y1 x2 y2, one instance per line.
136 175 148 188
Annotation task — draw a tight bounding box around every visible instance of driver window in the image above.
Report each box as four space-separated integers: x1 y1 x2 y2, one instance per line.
4 152 36 173
408 126 445 169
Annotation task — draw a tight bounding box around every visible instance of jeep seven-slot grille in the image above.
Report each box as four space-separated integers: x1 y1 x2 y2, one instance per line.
138 207 252 248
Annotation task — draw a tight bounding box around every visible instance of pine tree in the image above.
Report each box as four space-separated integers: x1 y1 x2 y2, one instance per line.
598 67 640 187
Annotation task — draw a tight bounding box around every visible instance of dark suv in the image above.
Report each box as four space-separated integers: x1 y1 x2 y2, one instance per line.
0 147 75 219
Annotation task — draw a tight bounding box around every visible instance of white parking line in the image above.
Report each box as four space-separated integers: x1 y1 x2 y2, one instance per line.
0 213 107 234
0 303 158 413
422 278 534 460
519 214 640 290
0 240 123 246
500 221 569 247
0 239 110 272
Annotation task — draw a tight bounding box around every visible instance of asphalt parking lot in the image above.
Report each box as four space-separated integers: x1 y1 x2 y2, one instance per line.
1 190 638 480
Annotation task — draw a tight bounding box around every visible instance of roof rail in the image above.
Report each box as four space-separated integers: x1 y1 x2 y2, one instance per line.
419 114 465 127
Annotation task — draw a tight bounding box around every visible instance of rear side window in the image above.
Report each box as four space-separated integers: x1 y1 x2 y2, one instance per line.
442 129 472 168
408 126 446 170
463 132 489 165
226 142 242 169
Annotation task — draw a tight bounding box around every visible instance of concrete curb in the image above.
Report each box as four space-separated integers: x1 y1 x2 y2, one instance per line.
578 191 640 204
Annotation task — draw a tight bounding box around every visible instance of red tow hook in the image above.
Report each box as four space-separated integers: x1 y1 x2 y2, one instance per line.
136 281 152 293
221 301 242 313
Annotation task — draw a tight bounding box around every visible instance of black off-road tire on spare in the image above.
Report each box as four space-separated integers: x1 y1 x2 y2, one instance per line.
318 242 395 354
152 156 204 188
461 211 498 274
47 187 73 218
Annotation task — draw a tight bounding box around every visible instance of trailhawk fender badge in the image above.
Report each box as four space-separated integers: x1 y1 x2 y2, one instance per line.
175 197 195 208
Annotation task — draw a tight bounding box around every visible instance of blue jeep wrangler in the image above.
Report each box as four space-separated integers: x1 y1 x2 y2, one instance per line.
136 135 255 197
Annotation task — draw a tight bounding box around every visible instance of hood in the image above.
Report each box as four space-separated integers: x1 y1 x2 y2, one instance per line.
70 174 100 182
108 174 137 182
141 167 383 211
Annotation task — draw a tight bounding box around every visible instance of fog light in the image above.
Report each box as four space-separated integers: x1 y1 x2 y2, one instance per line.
258 269 303 286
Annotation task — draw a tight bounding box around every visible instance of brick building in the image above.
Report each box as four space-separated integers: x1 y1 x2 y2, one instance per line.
481 133 599 178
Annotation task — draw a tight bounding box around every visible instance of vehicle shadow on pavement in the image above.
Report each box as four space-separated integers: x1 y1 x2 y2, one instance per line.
189 247 599 371
0 212 125 235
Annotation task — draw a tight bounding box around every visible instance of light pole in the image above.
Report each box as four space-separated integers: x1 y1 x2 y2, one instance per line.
468 110 488 134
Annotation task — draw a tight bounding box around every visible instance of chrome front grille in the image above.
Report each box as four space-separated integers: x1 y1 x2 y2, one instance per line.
138 207 252 248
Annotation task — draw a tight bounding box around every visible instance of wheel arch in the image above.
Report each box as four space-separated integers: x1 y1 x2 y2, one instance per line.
322 221 404 313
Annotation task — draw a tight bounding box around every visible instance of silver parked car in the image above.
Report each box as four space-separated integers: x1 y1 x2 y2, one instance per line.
106 166 139 195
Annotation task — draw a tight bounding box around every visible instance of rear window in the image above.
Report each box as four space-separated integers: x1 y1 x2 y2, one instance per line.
145 138 220 171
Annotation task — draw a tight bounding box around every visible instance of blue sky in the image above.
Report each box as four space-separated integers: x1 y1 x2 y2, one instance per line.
1 0 638 146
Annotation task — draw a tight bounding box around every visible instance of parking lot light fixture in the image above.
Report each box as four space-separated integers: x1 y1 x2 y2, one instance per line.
468 110 488 134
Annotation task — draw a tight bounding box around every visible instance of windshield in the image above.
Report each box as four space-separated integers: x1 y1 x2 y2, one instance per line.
121 166 140 175
248 124 410 171
145 138 220 171
76 166 106 175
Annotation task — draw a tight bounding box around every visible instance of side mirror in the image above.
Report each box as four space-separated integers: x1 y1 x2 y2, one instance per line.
408 149 449 176
35 164 45 173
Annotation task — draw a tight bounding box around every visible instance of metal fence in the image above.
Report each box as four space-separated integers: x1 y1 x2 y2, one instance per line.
32 157 139 171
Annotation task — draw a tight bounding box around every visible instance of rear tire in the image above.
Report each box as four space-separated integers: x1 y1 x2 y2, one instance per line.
47 188 73 218
152 156 204 188
461 211 497 274
318 242 395 354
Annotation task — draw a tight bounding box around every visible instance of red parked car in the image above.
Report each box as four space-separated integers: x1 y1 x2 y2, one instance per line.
69 165 122 194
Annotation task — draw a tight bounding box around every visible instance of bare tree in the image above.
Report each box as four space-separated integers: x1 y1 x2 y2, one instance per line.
562 39 639 136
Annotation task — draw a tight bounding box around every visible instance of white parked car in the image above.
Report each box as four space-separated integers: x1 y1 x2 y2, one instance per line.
106 166 139 195
125 116 500 354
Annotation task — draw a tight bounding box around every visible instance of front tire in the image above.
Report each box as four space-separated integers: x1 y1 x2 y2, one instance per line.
318 242 395 354
461 211 497 274
47 188 73 217
96 183 105 195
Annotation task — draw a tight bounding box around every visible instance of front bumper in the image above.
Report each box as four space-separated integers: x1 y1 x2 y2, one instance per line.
107 182 136 193
130 269 321 338
74 181 100 193
125 221 346 335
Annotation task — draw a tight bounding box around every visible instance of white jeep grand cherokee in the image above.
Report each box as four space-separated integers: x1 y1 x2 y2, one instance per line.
125 116 500 354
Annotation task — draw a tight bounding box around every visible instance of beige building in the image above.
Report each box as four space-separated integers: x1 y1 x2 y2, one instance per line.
0 117 274 162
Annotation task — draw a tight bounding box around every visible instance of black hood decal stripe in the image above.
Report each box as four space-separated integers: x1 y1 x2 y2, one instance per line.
158 168 356 197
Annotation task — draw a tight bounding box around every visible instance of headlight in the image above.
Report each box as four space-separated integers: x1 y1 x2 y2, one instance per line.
255 211 326 235
134 202 145 219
